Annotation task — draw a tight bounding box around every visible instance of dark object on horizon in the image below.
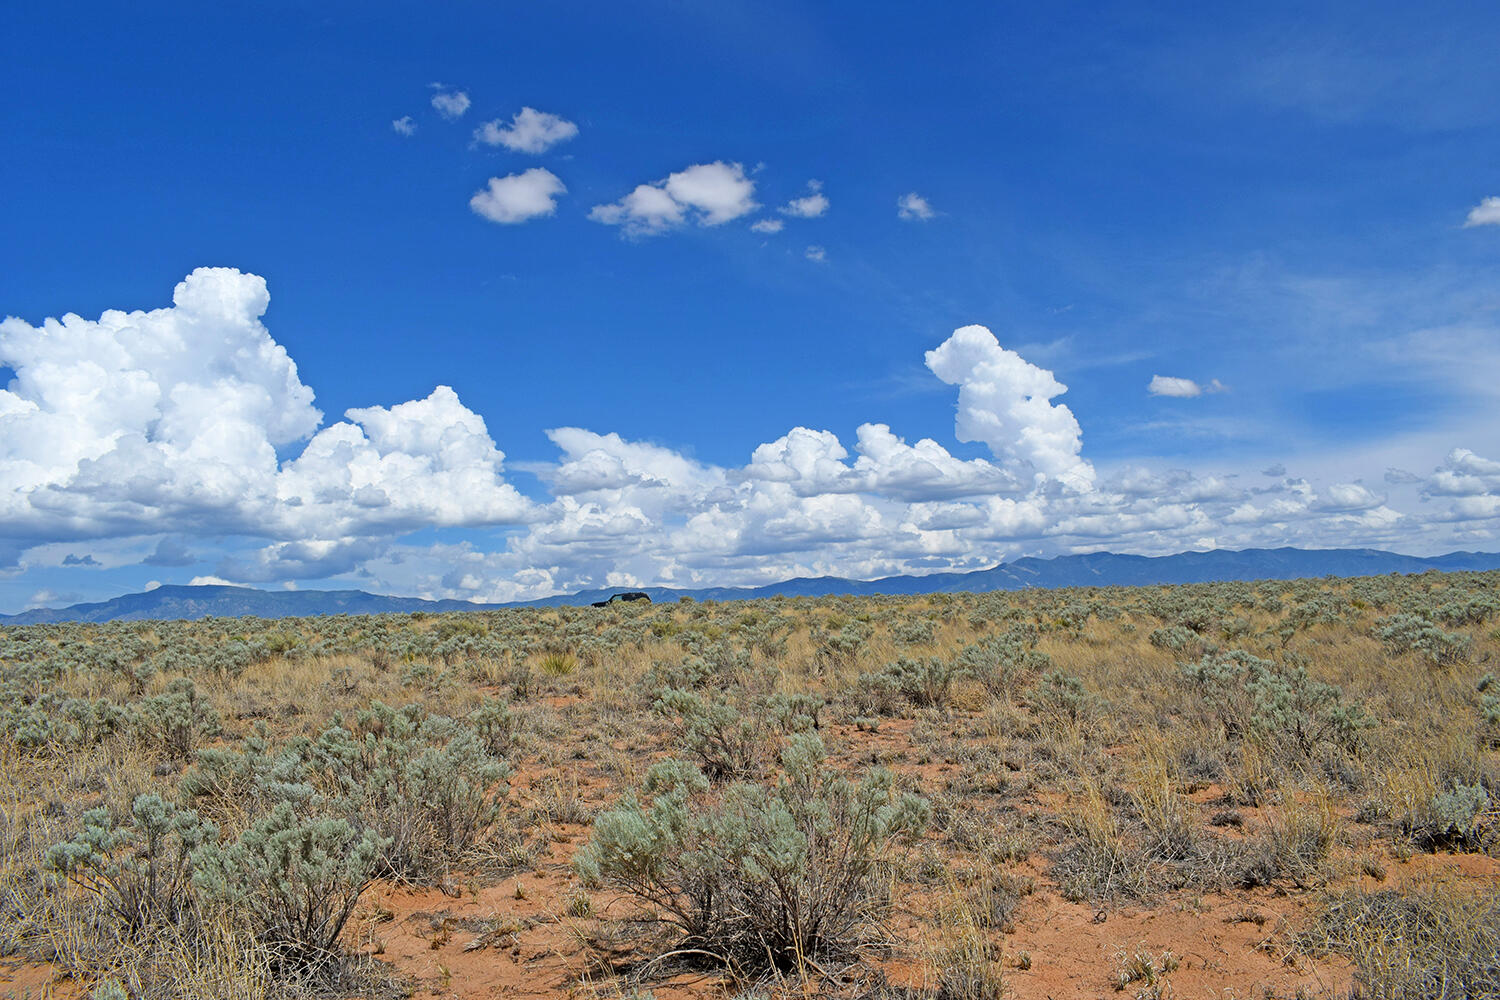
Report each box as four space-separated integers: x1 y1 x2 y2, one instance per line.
589 591 653 608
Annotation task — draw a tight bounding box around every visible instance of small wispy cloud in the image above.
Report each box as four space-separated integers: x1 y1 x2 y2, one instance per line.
473 107 578 153
1148 375 1226 398
805 245 827 262
751 219 784 234
780 180 828 218
1464 196 1500 227
897 191 935 221
392 116 417 136
430 88 471 120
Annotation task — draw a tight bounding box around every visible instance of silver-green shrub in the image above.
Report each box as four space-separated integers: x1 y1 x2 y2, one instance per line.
653 688 774 782
1028 670 1103 723
1181 651 1373 757
45 793 216 936
575 732 929 972
856 656 956 712
193 801 385 966
312 701 511 880
1418 782 1492 849
1374 614 1472 665
130 678 222 758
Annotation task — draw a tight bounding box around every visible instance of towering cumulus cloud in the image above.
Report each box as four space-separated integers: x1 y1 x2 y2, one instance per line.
0 268 532 567
10 271 1496 607
1 269 317 514
924 325 1094 491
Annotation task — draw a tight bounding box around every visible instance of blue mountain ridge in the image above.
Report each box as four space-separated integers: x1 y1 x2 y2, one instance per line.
4 546 1499 625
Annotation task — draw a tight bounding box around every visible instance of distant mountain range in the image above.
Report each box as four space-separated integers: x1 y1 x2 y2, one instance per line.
5 546 1500 625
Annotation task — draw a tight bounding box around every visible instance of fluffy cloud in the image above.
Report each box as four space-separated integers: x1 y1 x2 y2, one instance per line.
392 116 416 136
1149 375 1202 397
664 163 757 223
430 89 470 120
744 428 852 492
469 168 566 224
472 107 578 153
1464 197 1500 227
0 269 533 565
744 424 1019 501
590 161 756 236
1148 375 1227 398
275 385 532 536
898 192 935 220
588 184 683 235
751 219 784 234
237 417 1500 597
9 273 1500 608
545 427 724 503
1314 482 1383 512
925 325 1094 490
1425 448 1500 498
780 181 828 218
1 268 317 506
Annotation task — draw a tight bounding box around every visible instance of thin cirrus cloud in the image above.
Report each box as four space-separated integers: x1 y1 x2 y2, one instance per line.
472 107 579 154
590 161 757 237
1148 375 1227 398
1464 197 1500 227
469 168 567 224
898 191 936 220
391 116 416 136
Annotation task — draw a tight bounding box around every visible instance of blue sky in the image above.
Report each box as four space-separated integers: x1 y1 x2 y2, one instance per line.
3 0 1499 611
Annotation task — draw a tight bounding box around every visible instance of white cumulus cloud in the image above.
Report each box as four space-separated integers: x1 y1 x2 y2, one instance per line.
590 161 757 237
1464 197 1500 227
751 219 784 234
469 168 566 224
472 107 578 153
743 424 1019 501
11 274 1500 609
392 116 416 136
925 325 1095 490
0 269 534 568
1149 375 1202 397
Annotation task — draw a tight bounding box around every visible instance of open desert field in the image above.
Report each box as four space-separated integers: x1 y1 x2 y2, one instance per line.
1 570 1497 999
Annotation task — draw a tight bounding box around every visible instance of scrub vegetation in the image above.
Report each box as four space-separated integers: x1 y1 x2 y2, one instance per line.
1 570 1498 998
